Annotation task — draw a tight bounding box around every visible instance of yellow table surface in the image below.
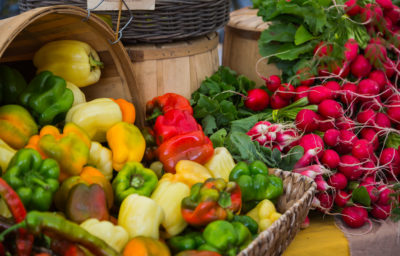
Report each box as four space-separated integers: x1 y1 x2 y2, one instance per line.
283 214 350 256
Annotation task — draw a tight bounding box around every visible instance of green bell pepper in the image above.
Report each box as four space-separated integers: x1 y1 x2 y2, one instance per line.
229 160 283 202
3 148 60 211
19 71 74 125
198 220 252 256
112 162 158 204
232 215 258 235
168 231 205 253
0 65 27 105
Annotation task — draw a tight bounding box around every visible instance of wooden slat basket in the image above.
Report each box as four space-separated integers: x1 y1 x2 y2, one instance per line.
0 5 145 125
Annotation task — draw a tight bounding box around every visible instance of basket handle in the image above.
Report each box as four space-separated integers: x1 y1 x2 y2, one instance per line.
84 0 134 44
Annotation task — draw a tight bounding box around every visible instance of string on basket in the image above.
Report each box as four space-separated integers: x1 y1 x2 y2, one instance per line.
84 0 134 44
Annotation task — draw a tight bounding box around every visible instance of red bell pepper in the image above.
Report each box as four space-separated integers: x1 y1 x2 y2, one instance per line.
181 178 242 226
146 93 193 119
158 130 214 173
154 109 202 145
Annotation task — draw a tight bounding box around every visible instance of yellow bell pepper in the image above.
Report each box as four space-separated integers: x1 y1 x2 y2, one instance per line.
151 173 190 237
246 199 282 232
118 194 164 240
80 218 129 253
174 160 212 187
204 147 235 181
33 40 102 87
106 122 145 171
66 98 122 142
88 141 113 180
0 139 16 173
0 198 11 218
66 82 86 106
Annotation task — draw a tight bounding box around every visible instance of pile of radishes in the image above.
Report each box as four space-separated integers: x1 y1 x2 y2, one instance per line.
252 0 400 228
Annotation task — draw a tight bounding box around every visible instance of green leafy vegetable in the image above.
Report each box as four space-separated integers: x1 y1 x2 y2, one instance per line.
352 186 371 207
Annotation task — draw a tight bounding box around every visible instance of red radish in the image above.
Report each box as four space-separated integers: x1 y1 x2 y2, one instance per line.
351 55 372 78
335 190 351 208
387 105 400 123
338 155 362 180
318 99 343 118
299 134 325 158
296 67 315 87
384 16 393 31
340 83 358 106
318 118 335 132
345 0 361 16
358 79 380 102
301 216 310 229
322 149 340 169
361 185 379 203
371 204 391 219
319 61 350 78
294 85 309 102
336 130 358 154
295 109 320 133
352 139 374 160
328 172 348 190
360 128 379 151
336 116 355 130
315 175 332 192
324 129 340 147
376 0 393 10
308 86 333 104
313 41 332 57
344 39 359 62
357 109 376 125
388 94 400 104
247 121 271 137
381 84 395 101
245 89 269 111
374 112 391 131
377 185 393 205
316 193 334 213
270 94 289 109
368 70 386 91
265 75 281 92
361 4 383 22
383 59 395 78
379 148 400 173
276 83 295 100
324 81 341 98
360 96 382 112
386 6 400 24
342 206 368 228
365 43 387 67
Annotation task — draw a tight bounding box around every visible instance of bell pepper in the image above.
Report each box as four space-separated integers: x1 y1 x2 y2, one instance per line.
158 130 214 174
154 109 201 145
181 178 242 227
176 251 221 256
111 98 136 124
0 211 119 256
80 218 129 253
87 141 113 180
112 162 158 204
198 220 252 256
3 148 60 211
0 105 38 150
204 147 236 181
65 183 109 223
19 71 73 125
0 65 27 105
246 199 282 232
232 215 259 235
26 123 91 181
33 40 103 87
175 160 212 188
66 82 86 106
0 139 16 174
149 161 164 179
123 236 171 256
151 173 190 237
0 198 11 218
66 98 122 142
146 93 193 120
229 161 283 202
118 194 164 239
168 231 205 253
106 121 146 171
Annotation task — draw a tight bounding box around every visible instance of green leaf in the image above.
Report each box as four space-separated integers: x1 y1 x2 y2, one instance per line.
193 94 219 119
202 115 217 136
259 23 297 45
352 186 371 207
225 132 258 162
279 146 304 171
218 191 232 208
210 129 227 148
386 133 400 149
295 25 314 45
272 148 282 165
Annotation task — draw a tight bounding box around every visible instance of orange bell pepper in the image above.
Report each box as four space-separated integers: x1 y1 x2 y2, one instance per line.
123 237 170 256
111 98 136 124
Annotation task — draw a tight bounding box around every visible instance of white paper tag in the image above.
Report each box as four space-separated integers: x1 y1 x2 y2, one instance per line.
87 0 155 11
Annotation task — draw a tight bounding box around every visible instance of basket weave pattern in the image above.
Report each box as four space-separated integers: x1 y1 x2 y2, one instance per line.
239 169 316 256
18 0 230 43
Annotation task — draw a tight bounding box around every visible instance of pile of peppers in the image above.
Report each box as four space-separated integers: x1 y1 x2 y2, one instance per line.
0 45 286 256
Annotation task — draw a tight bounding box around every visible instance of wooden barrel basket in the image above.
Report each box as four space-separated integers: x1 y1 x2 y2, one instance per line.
126 32 220 108
0 5 145 125
223 7 281 86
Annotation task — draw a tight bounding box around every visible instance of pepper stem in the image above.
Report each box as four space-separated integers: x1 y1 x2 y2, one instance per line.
31 177 49 190
0 222 26 241
89 54 104 69
130 175 144 189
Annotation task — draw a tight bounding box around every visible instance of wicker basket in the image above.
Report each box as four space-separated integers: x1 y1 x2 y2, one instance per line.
238 169 316 256
18 0 230 43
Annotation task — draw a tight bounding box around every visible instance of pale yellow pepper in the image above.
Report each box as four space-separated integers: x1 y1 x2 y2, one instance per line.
66 82 86 106
80 218 129 253
0 139 16 173
175 160 212 187
118 194 164 239
88 141 113 180
0 198 11 218
66 98 122 142
106 122 145 171
247 199 282 232
151 173 190 237
205 147 236 181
